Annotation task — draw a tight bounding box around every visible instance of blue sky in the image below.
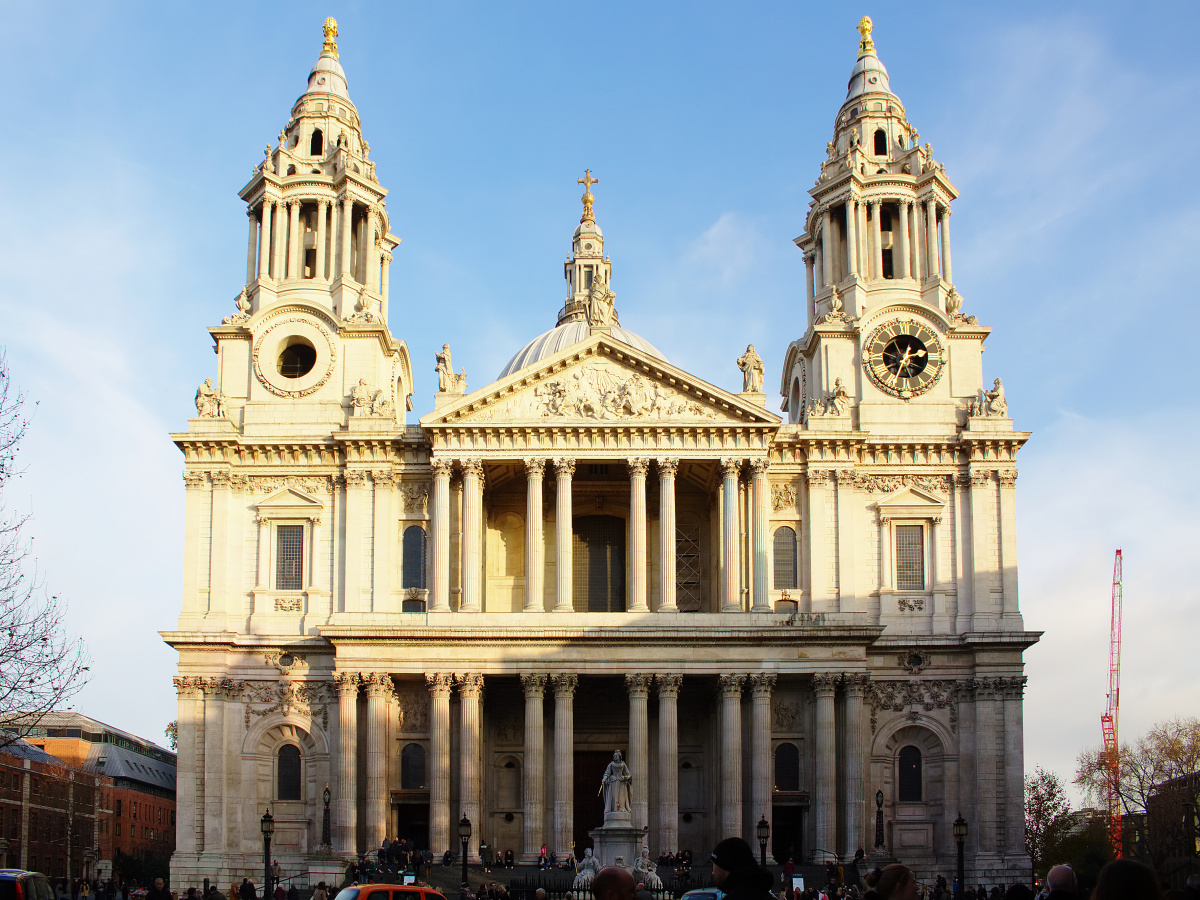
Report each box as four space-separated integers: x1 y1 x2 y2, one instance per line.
1 1 1197 804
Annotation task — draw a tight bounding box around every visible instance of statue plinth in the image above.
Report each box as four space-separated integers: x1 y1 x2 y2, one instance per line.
589 818 643 870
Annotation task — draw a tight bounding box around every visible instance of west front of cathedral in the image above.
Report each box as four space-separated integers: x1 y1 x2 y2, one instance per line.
164 17 1038 889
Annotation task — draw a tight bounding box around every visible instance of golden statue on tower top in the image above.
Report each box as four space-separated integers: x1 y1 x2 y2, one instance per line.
857 15 875 56
323 17 339 58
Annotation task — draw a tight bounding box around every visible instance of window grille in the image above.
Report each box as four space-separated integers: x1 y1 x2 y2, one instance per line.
773 527 798 589
895 525 925 591
400 743 426 790
401 525 427 589
774 742 801 792
572 515 625 612
276 525 304 590
898 745 922 801
277 744 302 801
676 522 702 612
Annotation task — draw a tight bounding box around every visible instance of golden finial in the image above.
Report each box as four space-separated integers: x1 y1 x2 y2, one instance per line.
323 17 339 58
578 169 599 221
857 15 875 56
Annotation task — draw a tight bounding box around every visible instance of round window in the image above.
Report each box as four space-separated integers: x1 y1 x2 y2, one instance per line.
278 339 317 378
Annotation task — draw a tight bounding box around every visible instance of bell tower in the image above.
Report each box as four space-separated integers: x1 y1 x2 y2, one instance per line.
559 170 619 330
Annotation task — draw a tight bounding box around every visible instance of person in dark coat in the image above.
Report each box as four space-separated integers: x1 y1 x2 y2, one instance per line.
710 838 774 900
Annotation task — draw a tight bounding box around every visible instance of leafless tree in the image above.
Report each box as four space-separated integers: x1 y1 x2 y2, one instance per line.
0 351 91 749
1025 766 1072 879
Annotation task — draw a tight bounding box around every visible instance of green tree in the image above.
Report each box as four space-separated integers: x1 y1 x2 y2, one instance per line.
1025 766 1072 879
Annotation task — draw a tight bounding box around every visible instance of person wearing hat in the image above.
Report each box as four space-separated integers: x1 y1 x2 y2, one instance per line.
710 838 775 900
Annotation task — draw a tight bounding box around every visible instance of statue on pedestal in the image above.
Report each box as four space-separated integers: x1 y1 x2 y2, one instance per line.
600 750 632 815
572 848 600 889
737 344 765 393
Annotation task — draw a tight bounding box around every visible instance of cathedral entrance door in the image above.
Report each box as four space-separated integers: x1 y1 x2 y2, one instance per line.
394 802 430 851
573 750 612 855
573 515 626 611
771 804 804 867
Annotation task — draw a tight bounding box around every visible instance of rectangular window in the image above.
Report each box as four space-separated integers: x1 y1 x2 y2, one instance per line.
276 524 304 590
895 525 925 591
115 799 121 816
115 823 120 837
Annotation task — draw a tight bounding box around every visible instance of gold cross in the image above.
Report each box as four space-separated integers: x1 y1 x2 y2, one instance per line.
578 169 599 192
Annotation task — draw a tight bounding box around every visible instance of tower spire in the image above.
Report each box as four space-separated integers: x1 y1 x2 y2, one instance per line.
578 169 598 222
322 16 339 58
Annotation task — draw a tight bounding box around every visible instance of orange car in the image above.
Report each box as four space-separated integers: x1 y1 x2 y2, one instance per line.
334 886 448 900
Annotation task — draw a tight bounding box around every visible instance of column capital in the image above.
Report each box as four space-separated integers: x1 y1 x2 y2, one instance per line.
718 674 746 697
553 458 576 478
657 458 679 478
523 458 546 478
173 676 205 698
656 674 683 697
551 673 578 697
456 673 485 697
750 458 771 476
812 673 839 698
628 458 650 478
461 458 484 478
430 457 455 477
749 673 777 697
806 469 830 488
370 468 393 486
425 673 454 697
624 674 652 698
364 672 394 698
842 673 871 697
333 671 360 695
720 458 743 478
520 673 547 698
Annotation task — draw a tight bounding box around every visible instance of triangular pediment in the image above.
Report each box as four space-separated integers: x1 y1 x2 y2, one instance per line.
256 487 323 515
876 485 946 518
421 334 780 428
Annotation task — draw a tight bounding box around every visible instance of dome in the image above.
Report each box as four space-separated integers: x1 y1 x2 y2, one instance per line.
845 53 891 101
308 55 350 100
499 322 667 379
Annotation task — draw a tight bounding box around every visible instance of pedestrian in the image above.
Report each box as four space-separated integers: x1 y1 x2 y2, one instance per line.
1091 860 1161 900
710 838 774 900
593 868 638 900
239 880 256 900
872 865 918 900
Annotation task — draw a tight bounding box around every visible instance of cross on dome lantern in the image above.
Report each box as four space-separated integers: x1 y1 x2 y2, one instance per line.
578 169 599 221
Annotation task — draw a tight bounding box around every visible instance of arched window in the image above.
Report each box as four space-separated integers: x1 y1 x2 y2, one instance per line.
402 526 427 589
874 129 887 156
310 129 323 156
277 744 302 801
400 743 426 790
773 527 798 590
774 742 800 792
898 745 922 801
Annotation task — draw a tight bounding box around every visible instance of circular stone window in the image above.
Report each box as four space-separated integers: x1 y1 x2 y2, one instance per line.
278 338 317 378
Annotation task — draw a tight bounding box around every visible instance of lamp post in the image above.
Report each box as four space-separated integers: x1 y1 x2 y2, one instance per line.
261 808 275 899
756 816 770 869
458 816 472 892
322 785 332 849
874 790 885 849
953 814 968 898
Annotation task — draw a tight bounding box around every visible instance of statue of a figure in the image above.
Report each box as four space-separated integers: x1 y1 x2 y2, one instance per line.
737 344 765 393
985 377 1007 416
599 750 632 815
633 848 663 889
572 848 600 889
830 377 850 415
351 379 373 414
587 274 614 326
435 344 467 394
194 378 225 418
370 389 392 418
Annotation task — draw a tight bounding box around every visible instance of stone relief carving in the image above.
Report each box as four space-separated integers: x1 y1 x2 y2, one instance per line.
435 344 468 394
806 376 850 420
250 475 332 495
853 472 951 494
737 344 765 393
772 699 801 732
395 689 431 733
771 483 797 512
264 650 308 675
194 378 227 418
243 679 334 731
349 378 394 418
494 715 522 744
896 650 931 674
815 284 851 325
944 287 978 326
504 364 718 422
223 287 252 326
252 316 336 399
897 596 925 612
866 679 960 734
966 378 1008 418
345 285 382 324
399 483 430 513
274 596 302 612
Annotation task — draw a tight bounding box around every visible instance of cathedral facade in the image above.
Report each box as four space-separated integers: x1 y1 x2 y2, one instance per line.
165 17 1037 889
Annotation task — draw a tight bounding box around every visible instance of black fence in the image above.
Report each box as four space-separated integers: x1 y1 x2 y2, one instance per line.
508 868 716 900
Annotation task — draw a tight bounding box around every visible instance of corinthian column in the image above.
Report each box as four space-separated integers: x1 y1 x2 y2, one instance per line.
845 198 858 278
940 206 953 284
521 674 547 863
553 459 575 612
364 673 392 850
750 459 771 612
315 199 329 281
333 672 359 854
525 459 546 612
457 674 484 830
658 459 679 612
430 458 453 611
820 209 833 285
896 201 911 279
340 195 354 281
258 200 273 280
843 674 869 855
552 674 577 858
629 459 649 612
750 674 776 856
656 674 682 852
461 459 483 612
871 200 883 280
626 674 651 830
812 674 838 856
719 674 746 837
246 209 259 284
426 673 453 857
720 459 742 612
925 199 939 280
286 200 301 279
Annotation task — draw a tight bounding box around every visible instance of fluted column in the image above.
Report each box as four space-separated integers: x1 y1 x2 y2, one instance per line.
925 199 939 280
521 674 547 863
845 198 858 278
286 200 301 278
315 199 329 281
340 195 354 281
629 459 649 612
719 674 746 837
553 459 575 612
940 207 952 284
909 201 922 280
720 458 742 612
258 200 274 280
524 459 546 612
201 680 226 852
426 674 453 855
820 209 833 285
245 209 259 284
896 201 911 279
657 459 678 612
871 200 883 280
273 196 287 278
333 672 359 854
750 459 771 611
551 674 577 858
344 471 367 611
626 674 651 830
457 674 484 830
812 674 838 856
380 250 392 317
430 459 453 611
461 459 483 612
750 673 776 857
365 673 391 850
656 674 682 852
843 674 869 855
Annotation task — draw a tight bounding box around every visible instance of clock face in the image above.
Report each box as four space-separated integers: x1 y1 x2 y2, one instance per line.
864 319 945 398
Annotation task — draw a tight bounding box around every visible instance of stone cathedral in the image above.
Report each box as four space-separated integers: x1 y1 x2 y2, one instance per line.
165 16 1037 889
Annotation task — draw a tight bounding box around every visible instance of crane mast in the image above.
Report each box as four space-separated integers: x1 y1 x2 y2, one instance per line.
1100 549 1123 857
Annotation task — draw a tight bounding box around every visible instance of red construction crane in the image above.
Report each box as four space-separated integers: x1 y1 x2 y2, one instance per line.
1100 549 1123 857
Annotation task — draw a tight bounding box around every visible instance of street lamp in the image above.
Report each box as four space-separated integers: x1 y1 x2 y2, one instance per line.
458 816 472 892
874 790 886 849
322 785 332 849
756 816 770 869
261 808 275 898
953 814 968 898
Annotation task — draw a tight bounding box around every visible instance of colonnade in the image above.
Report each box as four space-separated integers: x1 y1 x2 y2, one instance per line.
427 456 774 613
